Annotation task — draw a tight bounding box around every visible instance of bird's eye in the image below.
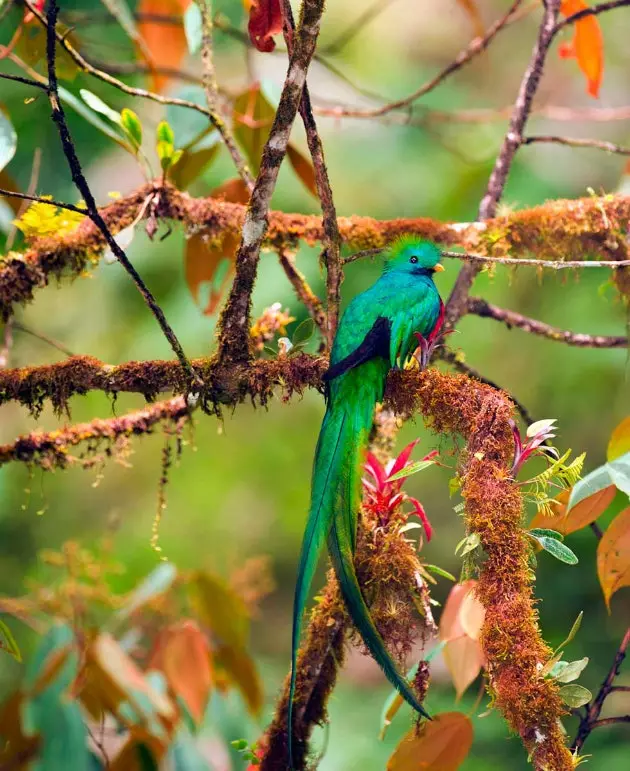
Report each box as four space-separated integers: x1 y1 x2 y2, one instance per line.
409 256 418 264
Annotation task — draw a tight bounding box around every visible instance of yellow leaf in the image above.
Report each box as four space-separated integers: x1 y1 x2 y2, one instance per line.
530 486 616 536
387 712 473 771
597 506 630 611
215 643 263 717
559 0 604 98
188 571 250 649
608 417 630 461
147 620 212 726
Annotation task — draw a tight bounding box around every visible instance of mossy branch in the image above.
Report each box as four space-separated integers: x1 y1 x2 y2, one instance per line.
386 369 574 770
3 184 630 320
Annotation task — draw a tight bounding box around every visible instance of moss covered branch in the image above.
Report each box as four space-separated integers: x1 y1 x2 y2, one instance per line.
3 184 629 320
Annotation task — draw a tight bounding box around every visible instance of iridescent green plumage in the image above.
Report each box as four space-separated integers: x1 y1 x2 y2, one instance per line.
288 238 444 767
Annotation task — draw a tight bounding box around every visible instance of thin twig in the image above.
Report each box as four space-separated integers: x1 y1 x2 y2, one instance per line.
572 628 630 752
277 249 327 337
524 135 630 156
11 322 74 358
442 250 630 270
554 0 630 31
23 0 252 188
467 297 628 348
196 0 254 192
444 0 562 332
216 0 326 366
0 189 87 215
282 0 342 348
0 71 48 91
314 0 524 120
321 0 404 55
44 0 200 389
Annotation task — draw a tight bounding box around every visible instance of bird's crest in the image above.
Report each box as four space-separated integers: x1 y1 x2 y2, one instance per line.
383 236 442 272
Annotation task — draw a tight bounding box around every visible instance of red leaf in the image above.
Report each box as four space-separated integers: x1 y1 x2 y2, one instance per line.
248 0 284 52
559 0 604 98
387 440 420 481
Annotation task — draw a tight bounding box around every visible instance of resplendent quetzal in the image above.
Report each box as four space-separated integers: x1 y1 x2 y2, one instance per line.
288 237 444 765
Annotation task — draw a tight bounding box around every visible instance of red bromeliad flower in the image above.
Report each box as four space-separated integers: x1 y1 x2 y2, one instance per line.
414 300 452 369
362 439 437 541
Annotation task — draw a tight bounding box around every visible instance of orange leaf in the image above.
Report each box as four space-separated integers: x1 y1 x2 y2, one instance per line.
387 712 473 771
138 0 191 93
456 0 485 38
248 0 283 53
439 580 477 642
597 506 630 611
183 178 249 315
458 589 485 641
559 0 604 98
443 636 483 700
286 144 318 198
147 620 212 725
530 485 616 536
608 417 630 462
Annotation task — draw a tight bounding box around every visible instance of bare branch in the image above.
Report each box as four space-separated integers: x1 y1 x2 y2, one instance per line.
0 188 87 215
524 135 630 156
313 0 525 120
443 251 630 270
277 249 327 337
554 0 630 31
467 297 628 347
282 0 342 347
44 0 199 389
572 628 630 752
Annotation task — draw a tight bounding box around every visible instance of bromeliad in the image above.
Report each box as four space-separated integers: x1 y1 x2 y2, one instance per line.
288 237 445 766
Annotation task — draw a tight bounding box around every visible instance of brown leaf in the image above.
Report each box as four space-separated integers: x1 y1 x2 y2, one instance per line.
110 731 164 771
387 712 474 771
183 178 249 314
138 0 191 93
79 634 175 726
443 635 483 700
286 143 317 197
456 0 485 38
147 620 212 725
215 643 263 717
233 84 276 173
0 170 21 215
248 0 283 52
530 486 617 536
597 506 630 610
170 144 220 190
608 417 630 462
439 580 477 642
188 571 250 649
0 691 39 765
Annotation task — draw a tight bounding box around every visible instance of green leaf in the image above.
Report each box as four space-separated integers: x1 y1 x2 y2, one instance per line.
555 657 589 684
169 729 212 770
424 564 456 581
528 528 564 541
157 120 175 146
0 617 21 662
448 476 461 498
79 89 121 124
609 451 630 496
387 459 436 482
57 86 127 147
112 562 177 627
532 535 578 565
455 532 480 557
120 108 143 149
184 2 203 55
0 109 17 174
559 684 592 708
555 611 583 653
291 317 314 346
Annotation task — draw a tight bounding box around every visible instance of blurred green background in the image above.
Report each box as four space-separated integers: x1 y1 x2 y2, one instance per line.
1 0 629 768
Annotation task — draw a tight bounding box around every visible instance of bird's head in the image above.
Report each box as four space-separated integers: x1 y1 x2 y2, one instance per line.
383 236 444 278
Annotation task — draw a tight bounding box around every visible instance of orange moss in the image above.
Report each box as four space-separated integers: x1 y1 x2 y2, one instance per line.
386 369 574 771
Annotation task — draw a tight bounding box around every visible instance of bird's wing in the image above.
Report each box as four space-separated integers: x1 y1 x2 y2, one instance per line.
324 316 390 383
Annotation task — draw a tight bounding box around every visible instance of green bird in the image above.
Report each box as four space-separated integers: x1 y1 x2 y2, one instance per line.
288 237 445 766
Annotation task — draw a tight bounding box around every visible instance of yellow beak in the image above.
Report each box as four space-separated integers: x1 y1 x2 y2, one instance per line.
434 263 445 272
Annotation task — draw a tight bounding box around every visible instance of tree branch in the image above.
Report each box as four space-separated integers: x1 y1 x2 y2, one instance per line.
467 297 628 347
524 135 630 156
43 0 199 389
277 248 327 337
554 0 630 31
572 628 630 752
